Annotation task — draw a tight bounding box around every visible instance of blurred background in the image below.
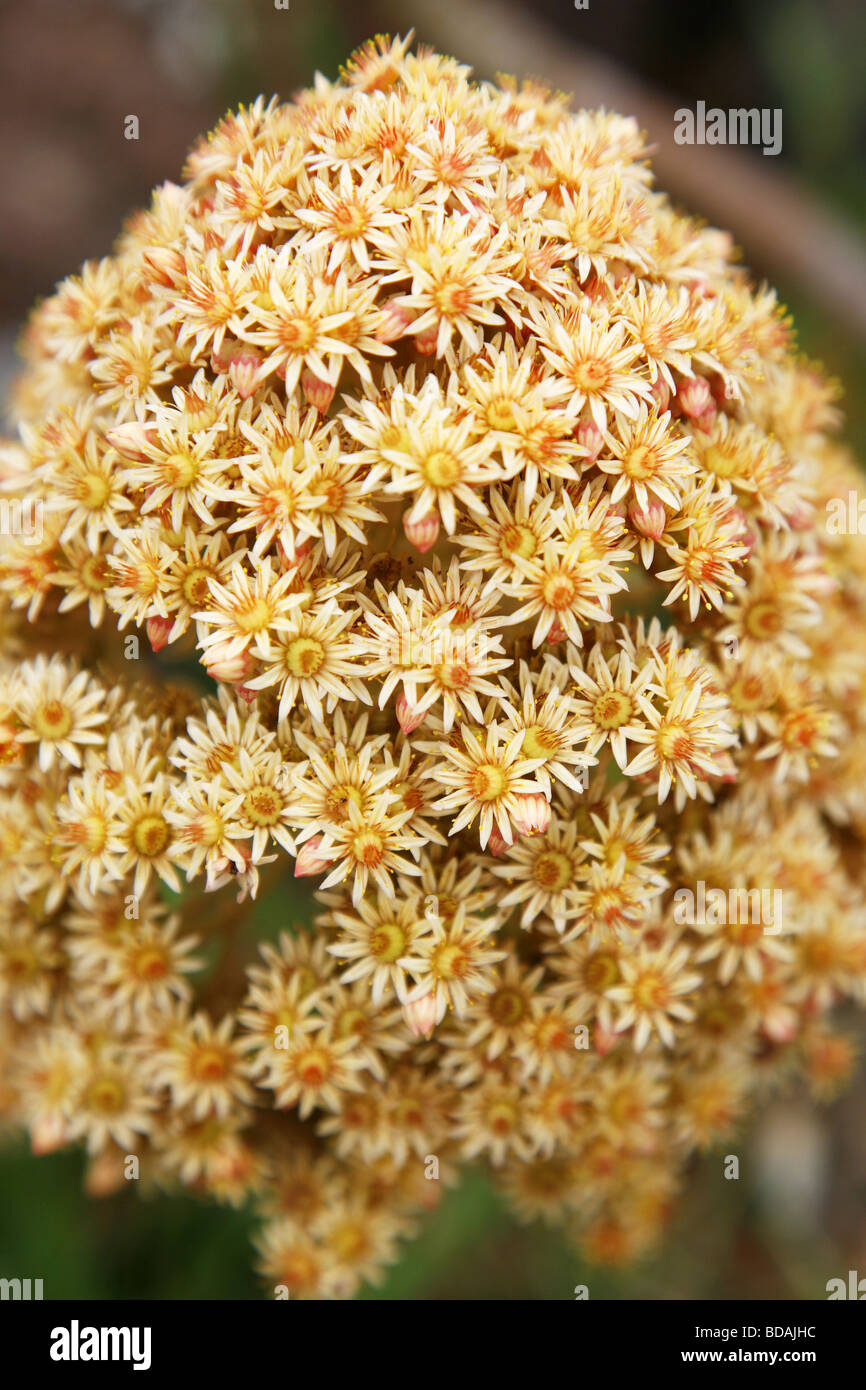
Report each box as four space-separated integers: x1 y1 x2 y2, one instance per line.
0 0 865 1298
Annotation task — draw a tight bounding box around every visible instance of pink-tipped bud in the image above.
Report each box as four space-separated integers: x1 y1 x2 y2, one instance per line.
787 498 813 532
512 793 551 838
276 536 312 570
396 692 426 735
203 642 254 684
403 991 439 1040
487 823 510 857
414 322 440 356
294 836 331 878
677 376 715 424
105 421 157 463
85 1151 126 1198
301 368 336 413
764 1013 798 1045
402 508 440 554
141 245 186 288
235 685 258 706
594 1023 620 1057
628 499 667 542
228 352 265 399
648 375 671 412
146 615 174 652
576 418 604 462
376 298 414 343
547 620 567 644
31 1112 68 1156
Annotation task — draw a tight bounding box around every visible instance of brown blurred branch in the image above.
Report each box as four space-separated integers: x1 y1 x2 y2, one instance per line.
373 0 866 339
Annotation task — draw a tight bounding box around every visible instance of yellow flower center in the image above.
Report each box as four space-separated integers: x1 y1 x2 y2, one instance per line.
744 600 782 640
632 972 670 1010
32 701 73 741
435 661 470 691
488 1100 518 1135
421 450 461 488
433 278 471 316
533 850 572 892
351 828 384 868
490 988 526 1027
133 948 169 981
593 690 633 730
499 523 537 562
82 555 111 590
194 1047 228 1082
486 397 518 430
622 443 658 480
183 567 214 606
522 724 556 759
323 783 363 821
470 763 507 802
702 444 738 478
571 359 610 392
335 1008 368 1041
542 572 576 610
369 923 407 963
132 814 170 858
85 1076 126 1115
235 597 273 633
298 1048 329 1087
432 943 469 978
332 203 367 237
78 472 111 508
584 952 620 991
286 636 325 677
244 786 282 826
656 721 691 760
165 451 199 488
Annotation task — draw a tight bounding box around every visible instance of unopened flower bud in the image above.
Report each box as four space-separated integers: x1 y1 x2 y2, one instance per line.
629 499 667 541
294 836 331 877
301 368 336 413
203 642 254 684
396 692 426 734
648 375 671 412
146 616 174 652
141 245 186 287
105 421 157 463
403 991 439 1039
228 352 265 399
512 793 551 837
487 823 511 857
85 1150 126 1197
376 298 414 343
415 322 440 356
403 508 440 553
677 376 715 424
576 418 604 462
594 1023 620 1057
31 1112 68 1155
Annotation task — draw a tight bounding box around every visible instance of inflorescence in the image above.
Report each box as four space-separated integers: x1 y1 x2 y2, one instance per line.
1 34 865 1296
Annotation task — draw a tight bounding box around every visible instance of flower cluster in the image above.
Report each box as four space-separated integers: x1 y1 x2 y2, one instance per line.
1 35 865 1295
